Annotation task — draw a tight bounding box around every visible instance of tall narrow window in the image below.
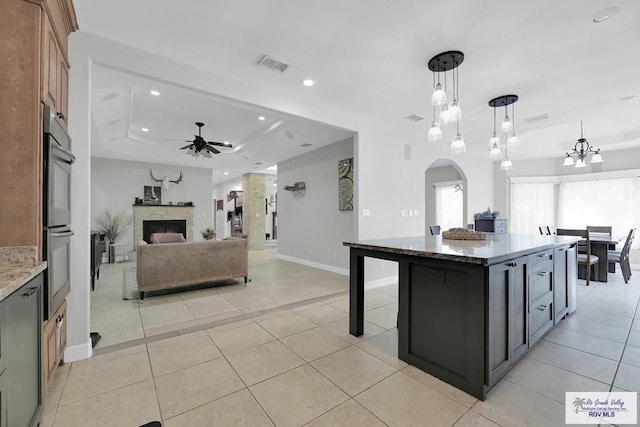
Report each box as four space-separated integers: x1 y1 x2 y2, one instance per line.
510 182 555 235
435 182 463 231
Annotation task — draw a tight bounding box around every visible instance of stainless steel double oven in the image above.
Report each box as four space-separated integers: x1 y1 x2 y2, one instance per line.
42 105 75 318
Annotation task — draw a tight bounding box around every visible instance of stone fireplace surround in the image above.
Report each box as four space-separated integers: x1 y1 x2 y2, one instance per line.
133 205 194 250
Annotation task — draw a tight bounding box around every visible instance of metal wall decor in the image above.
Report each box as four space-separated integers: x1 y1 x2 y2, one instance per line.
338 158 354 211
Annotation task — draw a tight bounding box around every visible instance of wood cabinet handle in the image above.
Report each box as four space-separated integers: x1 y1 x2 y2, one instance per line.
537 271 550 276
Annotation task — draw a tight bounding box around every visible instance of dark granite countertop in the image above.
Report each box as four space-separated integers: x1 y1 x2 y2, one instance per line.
344 233 580 265
0 247 47 302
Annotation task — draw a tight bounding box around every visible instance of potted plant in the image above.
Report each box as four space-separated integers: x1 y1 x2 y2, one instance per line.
473 207 499 220
98 209 131 262
201 227 216 240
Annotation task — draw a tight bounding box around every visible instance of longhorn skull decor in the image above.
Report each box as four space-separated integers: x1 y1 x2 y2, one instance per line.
149 169 183 191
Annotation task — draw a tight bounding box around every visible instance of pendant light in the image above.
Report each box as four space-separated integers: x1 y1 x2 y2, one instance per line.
489 95 518 168
427 106 442 142
506 102 520 150
563 121 603 167
450 121 466 154
427 50 464 143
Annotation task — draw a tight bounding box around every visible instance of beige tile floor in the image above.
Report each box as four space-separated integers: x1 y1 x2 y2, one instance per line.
42 249 640 426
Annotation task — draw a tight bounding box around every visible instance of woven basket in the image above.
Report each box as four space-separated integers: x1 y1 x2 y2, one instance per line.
442 230 486 240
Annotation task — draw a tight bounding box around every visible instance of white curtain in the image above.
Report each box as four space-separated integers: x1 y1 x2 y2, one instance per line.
510 182 555 235
558 177 639 248
435 183 463 231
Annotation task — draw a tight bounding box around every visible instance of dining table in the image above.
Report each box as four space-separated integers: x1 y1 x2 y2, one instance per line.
587 233 621 282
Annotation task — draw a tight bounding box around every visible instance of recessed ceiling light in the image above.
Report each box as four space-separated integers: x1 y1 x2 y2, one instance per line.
141 128 149 132
258 116 266 121
302 79 315 87
223 141 231 146
150 90 160 96
224 172 229 175
590 7 621 23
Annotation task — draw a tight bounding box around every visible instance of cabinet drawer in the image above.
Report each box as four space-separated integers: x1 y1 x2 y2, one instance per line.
529 250 553 269
530 294 553 344
529 267 553 302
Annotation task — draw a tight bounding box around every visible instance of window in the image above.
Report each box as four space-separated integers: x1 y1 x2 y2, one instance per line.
435 182 463 231
510 182 555 235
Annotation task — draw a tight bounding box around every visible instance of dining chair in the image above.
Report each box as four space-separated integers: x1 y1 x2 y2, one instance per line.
538 226 549 235
608 228 636 283
429 225 441 236
556 228 599 286
587 225 612 236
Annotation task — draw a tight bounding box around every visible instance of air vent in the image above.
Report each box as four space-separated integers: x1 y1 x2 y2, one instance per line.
524 113 549 123
404 114 425 122
300 143 312 147
258 55 290 73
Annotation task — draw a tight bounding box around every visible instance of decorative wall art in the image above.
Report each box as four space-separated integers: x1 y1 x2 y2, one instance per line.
143 186 162 205
338 157 353 211
216 200 224 211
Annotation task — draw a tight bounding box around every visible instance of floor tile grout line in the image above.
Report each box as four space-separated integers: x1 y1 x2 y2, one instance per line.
92 289 349 356
608 291 640 394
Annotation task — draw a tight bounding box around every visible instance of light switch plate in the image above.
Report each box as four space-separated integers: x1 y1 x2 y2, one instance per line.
400 210 407 217
362 209 371 217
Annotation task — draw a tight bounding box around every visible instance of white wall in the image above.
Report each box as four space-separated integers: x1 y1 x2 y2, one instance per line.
277 137 355 273
68 31 497 360
91 158 213 249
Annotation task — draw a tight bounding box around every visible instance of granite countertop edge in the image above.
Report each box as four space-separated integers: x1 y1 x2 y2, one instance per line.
0 262 47 302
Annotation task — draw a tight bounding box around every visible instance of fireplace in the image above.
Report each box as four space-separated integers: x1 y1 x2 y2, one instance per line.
132 205 194 249
143 219 186 244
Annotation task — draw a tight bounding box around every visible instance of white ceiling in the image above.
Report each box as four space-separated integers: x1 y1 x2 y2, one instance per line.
76 0 640 182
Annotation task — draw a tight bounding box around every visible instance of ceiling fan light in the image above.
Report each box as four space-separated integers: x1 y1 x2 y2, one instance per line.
575 158 587 168
563 156 575 166
500 157 513 171
427 122 442 142
450 134 466 154
590 152 603 163
432 83 447 106
489 143 502 160
501 116 513 134
448 100 462 122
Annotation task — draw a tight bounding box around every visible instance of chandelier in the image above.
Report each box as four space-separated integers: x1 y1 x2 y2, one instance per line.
488 95 519 171
427 51 465 154
563 121 603 168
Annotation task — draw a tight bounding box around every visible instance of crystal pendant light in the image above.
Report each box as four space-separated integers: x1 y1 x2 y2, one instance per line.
427 107 442 142
500 156 513 171
489 95 518 170
488 105 500 150
428 50 464 139
439 103 450 125
431 62 447 106
450 122 466 154
506 103 519 149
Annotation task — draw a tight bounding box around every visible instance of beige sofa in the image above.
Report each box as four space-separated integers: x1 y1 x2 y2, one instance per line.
136 238 248 301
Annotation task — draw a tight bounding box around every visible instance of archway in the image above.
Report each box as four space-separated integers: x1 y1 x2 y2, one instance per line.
425 159 468 232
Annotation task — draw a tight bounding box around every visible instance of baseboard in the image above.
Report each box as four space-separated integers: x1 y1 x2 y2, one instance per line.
64 341 93 362
276 254 349 276
275 253 397 290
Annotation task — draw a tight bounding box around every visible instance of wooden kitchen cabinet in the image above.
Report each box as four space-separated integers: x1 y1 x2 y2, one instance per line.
0 0 77 250
43 300 67 391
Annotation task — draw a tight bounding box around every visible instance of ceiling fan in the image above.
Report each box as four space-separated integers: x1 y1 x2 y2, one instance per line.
178 122 232 158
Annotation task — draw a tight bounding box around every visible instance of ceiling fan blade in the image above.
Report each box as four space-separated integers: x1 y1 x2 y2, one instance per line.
179 144 193 150
207 141 233 148
164 138 192 142
206 145 220 154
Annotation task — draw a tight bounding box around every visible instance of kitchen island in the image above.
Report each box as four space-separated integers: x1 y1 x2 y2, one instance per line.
344 234 579 400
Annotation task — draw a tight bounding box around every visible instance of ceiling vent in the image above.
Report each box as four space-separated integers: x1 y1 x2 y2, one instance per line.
258 55 290 73
404 114 424 122
524 113 549 123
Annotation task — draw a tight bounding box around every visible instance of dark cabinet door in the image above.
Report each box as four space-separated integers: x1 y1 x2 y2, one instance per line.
487 258 527 386
553 246 569 323
3 275 42 427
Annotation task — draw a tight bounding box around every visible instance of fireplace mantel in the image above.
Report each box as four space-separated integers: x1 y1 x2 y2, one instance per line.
133 205 194 249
